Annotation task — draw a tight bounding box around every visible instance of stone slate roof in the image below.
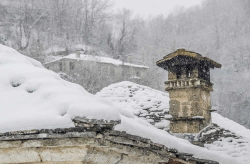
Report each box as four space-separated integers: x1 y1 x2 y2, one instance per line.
0 117 218 164
156 49 222 70
194 123 243 147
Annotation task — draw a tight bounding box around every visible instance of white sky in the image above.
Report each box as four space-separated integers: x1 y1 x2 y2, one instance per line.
111 0 203 18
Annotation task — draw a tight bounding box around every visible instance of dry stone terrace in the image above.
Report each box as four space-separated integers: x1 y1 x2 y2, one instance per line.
0 117 219 164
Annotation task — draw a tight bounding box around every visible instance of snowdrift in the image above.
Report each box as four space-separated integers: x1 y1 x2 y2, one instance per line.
0 44 120 133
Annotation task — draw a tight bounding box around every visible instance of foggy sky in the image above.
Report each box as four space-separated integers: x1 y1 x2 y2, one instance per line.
111 0 203 18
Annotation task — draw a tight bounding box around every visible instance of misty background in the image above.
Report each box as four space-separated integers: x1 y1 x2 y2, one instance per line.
0 0 250 129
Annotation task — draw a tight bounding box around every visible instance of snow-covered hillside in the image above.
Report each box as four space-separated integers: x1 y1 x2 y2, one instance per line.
0 44 249 164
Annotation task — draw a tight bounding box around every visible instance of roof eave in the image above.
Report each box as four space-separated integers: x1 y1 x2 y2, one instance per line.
156 57 222 69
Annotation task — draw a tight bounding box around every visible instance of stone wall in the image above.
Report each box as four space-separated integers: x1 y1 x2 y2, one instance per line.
168 88 211 119
168 86 212 133
170 118 205 134
0 118 219 164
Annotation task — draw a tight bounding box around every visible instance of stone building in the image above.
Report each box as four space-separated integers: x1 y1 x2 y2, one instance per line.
44 53 148 93
156 49 221 134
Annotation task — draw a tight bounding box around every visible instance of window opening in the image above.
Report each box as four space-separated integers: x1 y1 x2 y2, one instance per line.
198 64 210 82
205 66 210 82
176 65 181 79
186 65 192 78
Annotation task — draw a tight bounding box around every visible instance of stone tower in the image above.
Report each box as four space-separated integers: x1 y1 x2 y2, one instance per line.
156 49 221 134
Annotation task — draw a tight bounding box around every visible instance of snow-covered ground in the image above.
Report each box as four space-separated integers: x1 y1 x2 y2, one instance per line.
1 44 250 164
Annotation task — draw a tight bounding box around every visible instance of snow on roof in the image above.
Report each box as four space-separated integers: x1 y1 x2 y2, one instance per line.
202 120 250 163
45 54 149 68
44 46 66 54
97 81 171 130
212 112 250 140
1 44 249 164
0 44 121 133
97 81 250 164
116 115 241 164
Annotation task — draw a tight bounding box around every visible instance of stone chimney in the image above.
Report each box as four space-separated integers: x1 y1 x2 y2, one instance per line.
75 44 87 58
126 55 133 63
156 49 222 134
76 50 81 58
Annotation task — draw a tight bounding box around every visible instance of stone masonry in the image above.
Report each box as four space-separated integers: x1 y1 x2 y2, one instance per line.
156 49 221 134
0 117 219 164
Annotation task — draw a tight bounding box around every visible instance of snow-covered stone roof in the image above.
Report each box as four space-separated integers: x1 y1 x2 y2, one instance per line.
96 81 171 130
0 44 121 132
197 122 250 162
1 44 250 164
45 54 149 68
97 81 250 164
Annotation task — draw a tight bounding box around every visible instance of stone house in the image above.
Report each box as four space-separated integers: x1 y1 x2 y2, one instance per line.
44 53 148 93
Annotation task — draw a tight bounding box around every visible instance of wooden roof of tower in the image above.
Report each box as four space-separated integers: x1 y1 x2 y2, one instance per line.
156 49 222 70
